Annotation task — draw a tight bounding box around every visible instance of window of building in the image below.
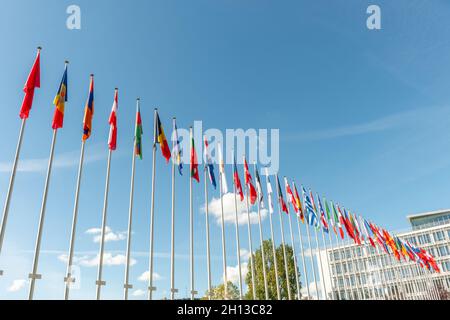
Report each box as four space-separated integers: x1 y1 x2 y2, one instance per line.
433 231 445 242
418 234 431 245
437 245 449 257
441 260 450 272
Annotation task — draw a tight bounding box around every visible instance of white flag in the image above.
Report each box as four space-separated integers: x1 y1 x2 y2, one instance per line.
218 142 228 194
265 168 274 214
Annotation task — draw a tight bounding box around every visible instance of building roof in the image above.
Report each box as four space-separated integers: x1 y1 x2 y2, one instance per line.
406 209 450 221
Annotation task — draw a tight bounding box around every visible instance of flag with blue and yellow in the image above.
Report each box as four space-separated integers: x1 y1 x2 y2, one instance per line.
52 63 68 129
82 75 94 141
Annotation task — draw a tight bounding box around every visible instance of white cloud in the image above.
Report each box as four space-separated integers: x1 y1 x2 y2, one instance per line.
239 248 250 261
0 144 106 173
138 271 162 282
301 281 321 300
7 279 26 292
132 289 146 297
58 252 136 267
85 226 127 243
205 193 268 226
225 262 248 284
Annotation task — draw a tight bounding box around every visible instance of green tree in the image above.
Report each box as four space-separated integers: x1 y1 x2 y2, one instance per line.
245 239 301 300
203 281 240 300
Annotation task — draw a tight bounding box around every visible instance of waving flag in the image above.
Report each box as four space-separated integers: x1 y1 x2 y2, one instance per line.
324 199 336 234
332 202 344 239
204 138 216 189
108 89 118 151
293 182 304 223
302 186 317 226
172 118 183 175
217 143 228 193
362 217 376 247
285 177 298 213
233 157 244 201
349 212 361 245
265 168 274 214
254 164 264 207
309 190 317 213
134 101 143 159
19 48 41 119
190 132 199 182
276 175 288 214
51 63 68 129
243 157 257 204
82 75 94 141
156 111 171 162
341 207 355 241
317 195 329 233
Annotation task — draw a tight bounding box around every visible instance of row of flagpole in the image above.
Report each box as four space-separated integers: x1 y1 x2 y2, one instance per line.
0 48 442 301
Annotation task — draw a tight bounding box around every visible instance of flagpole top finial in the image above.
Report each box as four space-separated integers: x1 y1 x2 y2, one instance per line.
136 97 140 101
172 116 176 120
65 60 69 64
37 46 42 51
115 87 118 91
154 108 158 111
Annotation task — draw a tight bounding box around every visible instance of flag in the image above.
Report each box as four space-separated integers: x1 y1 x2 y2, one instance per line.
217 143 228 193
285 177 298 213
82 75 94 141
276 175 288 214
254 164 264 207
108 89 118 151
332 202 344 239
362 217 376 247
317 195 329 233
341 207 356 241
293 183 305 222
19 49 41 119
134 102 143 159
265 168 274 213
243 157 257 204
324 198 336 234
302 186 317 226
233 157 244 201
349 212 361 245
51 63 68 129
309 190 317 213
172 118 183 175
156 111 171 162
204 137 216 189
190 132 199 182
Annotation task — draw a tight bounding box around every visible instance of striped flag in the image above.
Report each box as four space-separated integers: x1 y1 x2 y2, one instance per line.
293 182 304 223
156 112 171 162
204 137 216 189
108 89 118 151
317 194 329 233
82 75 94 141
218 143 228 193
233 157 244 201
172 118 183 175
254 164 264 207
19 49 41 119
284 177 298 213
276 175 288 214
302 186 317 226
51 63 68 129
190 131 199 182
332 202 344 239
134 101 143 159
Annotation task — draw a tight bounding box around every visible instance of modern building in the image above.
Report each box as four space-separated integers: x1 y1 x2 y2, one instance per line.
318 209 450 300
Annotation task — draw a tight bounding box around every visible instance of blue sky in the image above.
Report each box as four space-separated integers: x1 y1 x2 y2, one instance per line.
1 0 450 299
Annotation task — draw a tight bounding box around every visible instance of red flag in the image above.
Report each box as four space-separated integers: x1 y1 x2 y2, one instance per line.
243 158 257 204
285 177 298 213
233 159 244 201
108 89 118 151
19 49 41 119
190 133 199 182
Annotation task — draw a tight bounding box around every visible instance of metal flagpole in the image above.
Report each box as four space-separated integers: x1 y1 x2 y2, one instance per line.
147 108 158 300
338 236 355 300
95 149 112 300
218 149 228 299
363 243 377 300
326 230 337 299
333 232 350 300
254 164 268 300
0 118 27 276
314 227 327 300
265 172 281 300
233 173 243 299
64 140 85 299
244 184 256 300
375 246 389 300
204 165 212 299
287 210 301 300
28 129 58 300
305 224 319 299
296 215 310 299
346 238 363 300
275 175 291 300
124 136 136 300
124 99 140 300
189 126 196 300
321 228 334 300
170 118 177 300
